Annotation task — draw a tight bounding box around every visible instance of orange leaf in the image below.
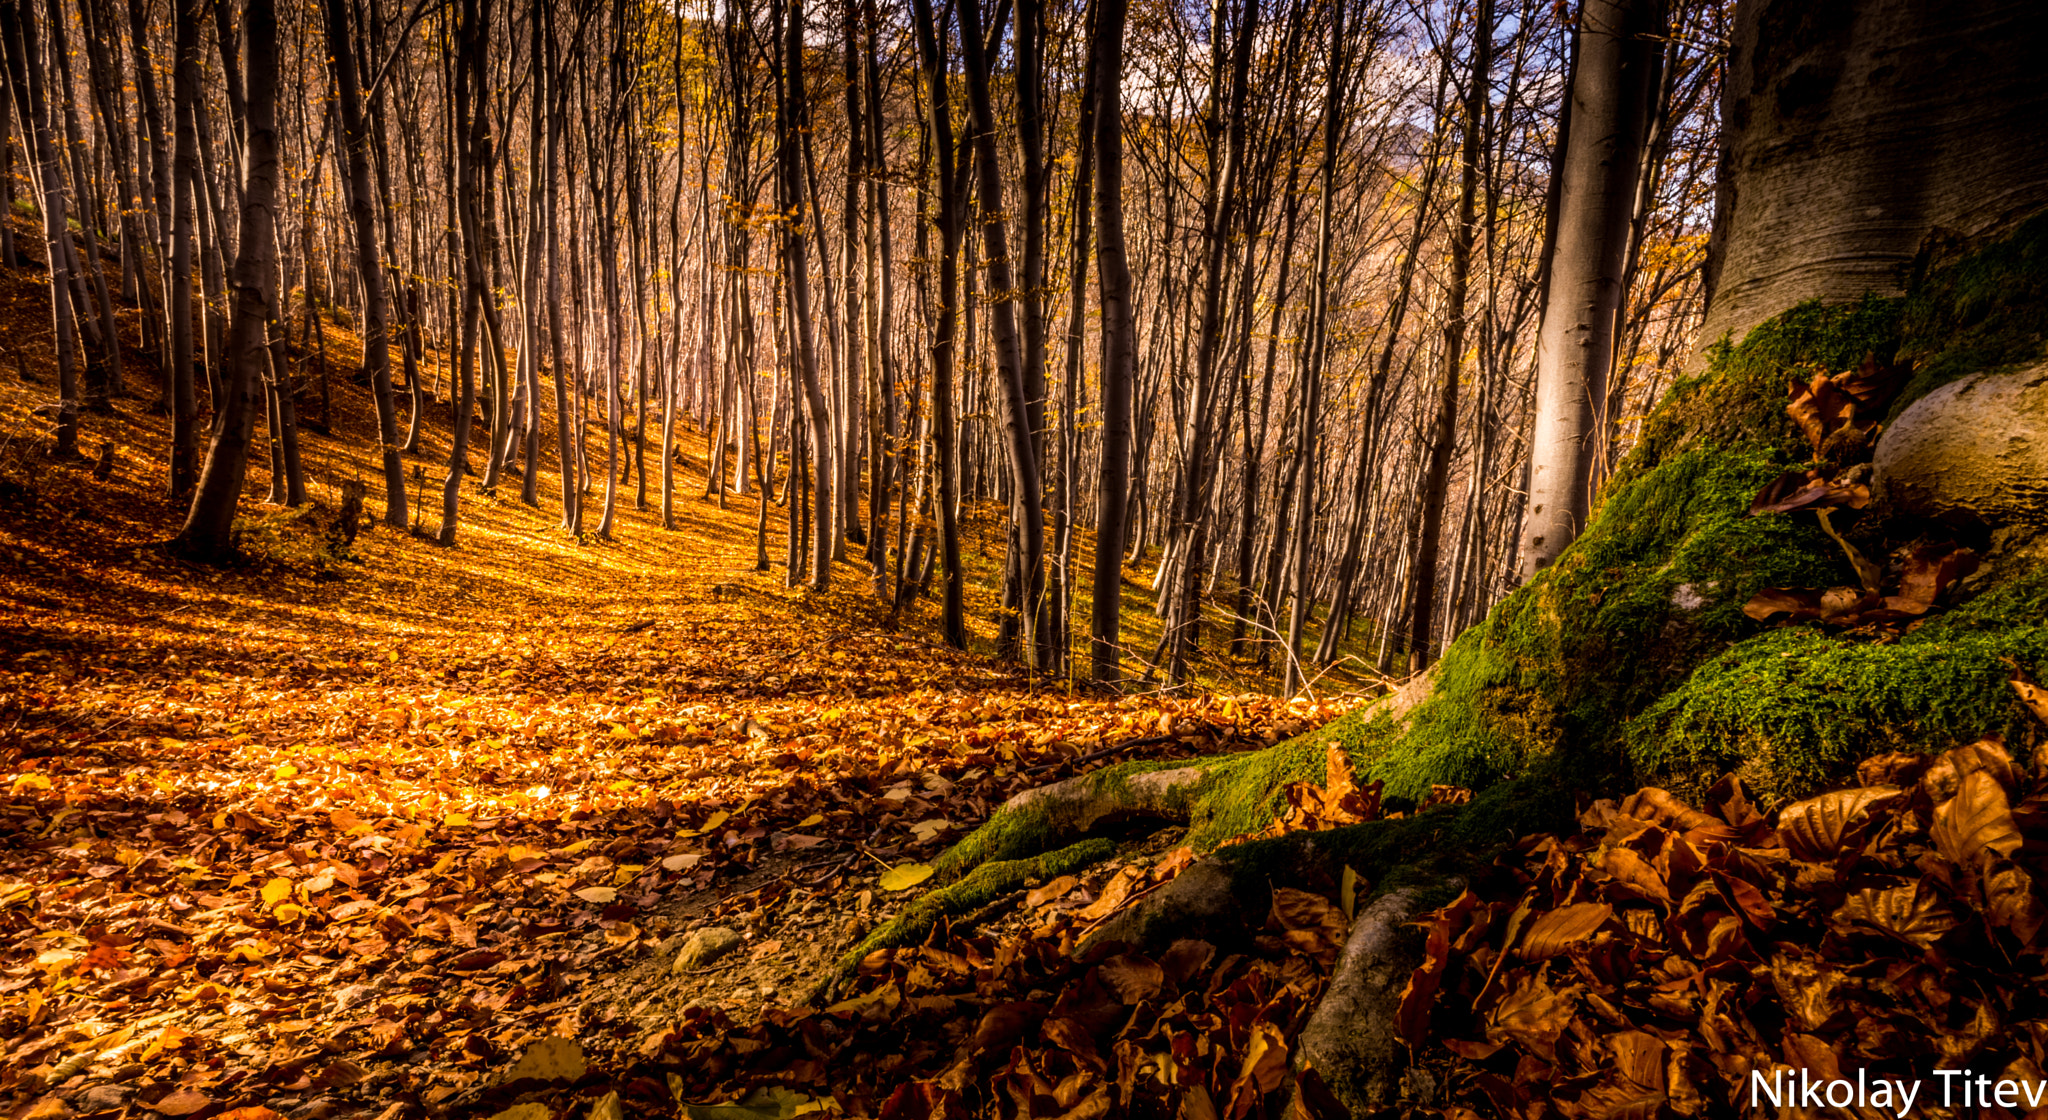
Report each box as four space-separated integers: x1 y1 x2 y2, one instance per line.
1517 902 1613 960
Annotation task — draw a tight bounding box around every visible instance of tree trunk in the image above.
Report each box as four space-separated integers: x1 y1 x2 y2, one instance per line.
0 0 79 458
1698 0 2048 366
172 0 280 559
1088 0 1133 683
1515 0 1663 578
1405 0 1491 676
324 0 406 528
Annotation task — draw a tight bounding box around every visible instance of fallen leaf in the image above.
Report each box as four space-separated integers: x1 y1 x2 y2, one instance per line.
879 863 934 892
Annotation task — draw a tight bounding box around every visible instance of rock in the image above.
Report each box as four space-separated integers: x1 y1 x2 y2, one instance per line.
1872 366 2048 528
78 1084 132 1113
670 926 742 972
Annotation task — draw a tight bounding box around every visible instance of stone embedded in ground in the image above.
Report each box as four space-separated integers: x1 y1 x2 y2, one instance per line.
1873 365 2048 528
671 926 742 972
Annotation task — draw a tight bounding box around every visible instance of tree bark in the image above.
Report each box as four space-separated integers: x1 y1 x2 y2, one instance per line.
1515 0 1663 578
173 0 281 559
1088 0 1133 682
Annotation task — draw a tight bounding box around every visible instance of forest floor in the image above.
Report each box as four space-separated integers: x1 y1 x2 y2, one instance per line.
0 253 1374 1120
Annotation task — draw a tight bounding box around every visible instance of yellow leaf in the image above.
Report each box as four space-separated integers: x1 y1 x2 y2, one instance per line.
506 845 547 864
141 1025 193 1062
797 814 824 828
879 863 934 892
273 763 299 780
574 886 619 904
11 773 51 793
560 839 595 855
444 811 471 828
260 878 293 908
273 903 309 922
611 864 644 886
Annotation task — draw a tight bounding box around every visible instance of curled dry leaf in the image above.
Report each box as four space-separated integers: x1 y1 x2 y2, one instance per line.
1516 902 1614 961
1024 875 1080 909
1748 469 1871 516
1832 881 1958 949
1774 786 1901 860
1932 769 2023 871
1617 788 1737 845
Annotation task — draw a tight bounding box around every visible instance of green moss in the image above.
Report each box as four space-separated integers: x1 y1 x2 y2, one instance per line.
836 837 1116 974
1891 210 2048 411
1629 565 2048 803
1627 295 1903 479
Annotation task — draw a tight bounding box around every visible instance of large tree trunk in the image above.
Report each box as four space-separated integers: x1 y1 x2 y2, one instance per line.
1698 0 2048 360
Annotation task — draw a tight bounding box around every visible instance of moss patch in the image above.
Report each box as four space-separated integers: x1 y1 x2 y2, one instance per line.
1628 564 2048 803
836 837 1116 975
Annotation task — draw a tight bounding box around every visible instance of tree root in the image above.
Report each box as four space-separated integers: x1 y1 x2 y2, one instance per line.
1291 882 1458 1114
930 740 1331 883
828 837 1117 989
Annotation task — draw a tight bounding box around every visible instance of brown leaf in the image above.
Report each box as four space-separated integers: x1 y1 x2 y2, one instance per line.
1743 587 1823 623
1226 1022 1288 1117
1158 939 1215 987
1881 542 1978 615
1025 875 1080 909
1747 469 1870 516
1982 857 2047 944
1617 789 1737 845
1517 902 1613 960
1858 752 1932 788
1922 738 2020 802
1834 351 1910 410
153 1090 212 1117
1598 847 1671 904
1933 769 2022 871
1094 955 1164 1005
1397 892 1477 1047
2014 677 2048 726
1486 974 1572 1062
1834 881 1958 948
1040 1017 1106 1075
971 1001 1044 1056
1074 867 1143 923
1774 786 1902 860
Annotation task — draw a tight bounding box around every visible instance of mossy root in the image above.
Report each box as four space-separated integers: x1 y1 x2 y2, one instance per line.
831 837 1117 986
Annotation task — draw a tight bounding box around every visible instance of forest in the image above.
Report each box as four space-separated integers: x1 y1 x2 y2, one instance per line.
1 0 2045 1112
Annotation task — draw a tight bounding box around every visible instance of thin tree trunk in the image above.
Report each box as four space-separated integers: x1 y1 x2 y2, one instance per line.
172 0 281 559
